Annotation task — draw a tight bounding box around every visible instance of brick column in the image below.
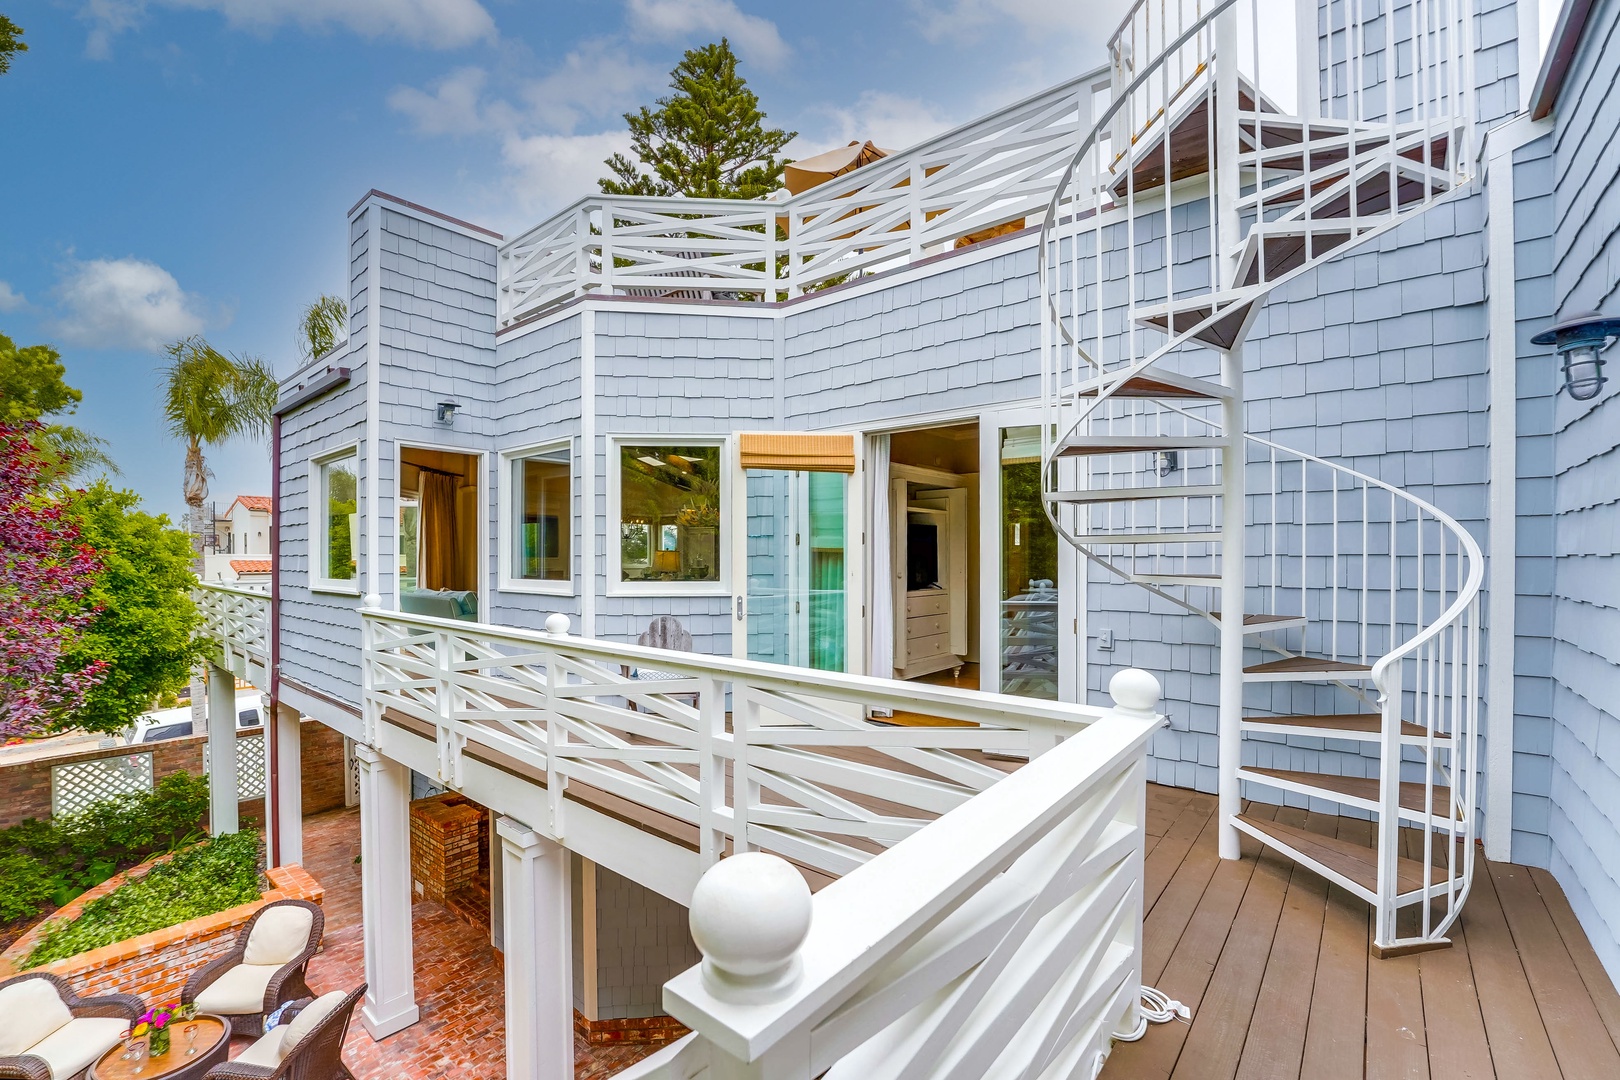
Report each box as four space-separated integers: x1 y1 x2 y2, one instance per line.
205 662 238 835
497 816 571 1080
357 744 419 1039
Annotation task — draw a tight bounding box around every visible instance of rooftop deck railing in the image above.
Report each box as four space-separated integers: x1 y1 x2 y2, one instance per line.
195 581 271 685
496 68 1113 327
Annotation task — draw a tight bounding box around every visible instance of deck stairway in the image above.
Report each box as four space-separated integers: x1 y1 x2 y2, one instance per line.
1040 0 1482 955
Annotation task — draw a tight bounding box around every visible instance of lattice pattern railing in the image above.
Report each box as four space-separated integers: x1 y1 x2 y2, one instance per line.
362 609 1129 878
52 752 154 817
195 583 271 677
236 733 267 800
496 71 1112 326
617 689 1162 1080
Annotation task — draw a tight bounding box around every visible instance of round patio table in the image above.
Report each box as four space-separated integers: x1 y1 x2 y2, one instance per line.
87 1015 230 1080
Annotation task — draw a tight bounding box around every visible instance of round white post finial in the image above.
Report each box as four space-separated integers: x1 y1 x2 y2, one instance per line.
1108 668 1162 718
543 612 571 635
689 852 812 1004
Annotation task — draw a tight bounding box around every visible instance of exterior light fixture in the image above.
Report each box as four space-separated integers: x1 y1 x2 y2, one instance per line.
435 401 460 426
1531 311 1620 402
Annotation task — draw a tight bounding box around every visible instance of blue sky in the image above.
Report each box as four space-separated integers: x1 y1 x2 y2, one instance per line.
0 0 1125 519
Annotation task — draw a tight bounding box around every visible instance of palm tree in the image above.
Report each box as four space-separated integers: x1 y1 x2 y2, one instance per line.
297 294 347 363
160 336 278 559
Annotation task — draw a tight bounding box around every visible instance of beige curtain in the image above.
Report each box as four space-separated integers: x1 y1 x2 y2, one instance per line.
419 470 461 591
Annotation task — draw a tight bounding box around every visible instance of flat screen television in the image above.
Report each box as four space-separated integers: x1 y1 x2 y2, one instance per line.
907 521 940 591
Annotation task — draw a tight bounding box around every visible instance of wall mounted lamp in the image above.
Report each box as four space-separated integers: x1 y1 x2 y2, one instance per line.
435 400 460 426
1531 311 1620 402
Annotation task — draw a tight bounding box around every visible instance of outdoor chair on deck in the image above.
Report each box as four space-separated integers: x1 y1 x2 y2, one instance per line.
0 971 144 1080
182 899 324 1037
621 615 697 709
204 984 363 1080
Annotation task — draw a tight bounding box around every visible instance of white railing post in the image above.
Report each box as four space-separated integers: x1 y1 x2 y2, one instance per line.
1374 663 1404 949
696 673 728 869
1217 342 1246 861
541 612 570 839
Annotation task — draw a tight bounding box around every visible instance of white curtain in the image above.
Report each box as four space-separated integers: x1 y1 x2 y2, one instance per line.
868 434 894 685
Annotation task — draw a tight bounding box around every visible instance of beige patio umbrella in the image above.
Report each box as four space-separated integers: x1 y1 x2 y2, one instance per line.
783 140 892 194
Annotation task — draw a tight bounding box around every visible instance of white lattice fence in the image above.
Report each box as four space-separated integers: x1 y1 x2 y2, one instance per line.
52 752 154 817
236 734 267 800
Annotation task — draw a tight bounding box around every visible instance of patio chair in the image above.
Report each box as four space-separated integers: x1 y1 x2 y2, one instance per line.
182 898 324 1037
622 616 697 709
204 984 364 1080
0 971 144 1080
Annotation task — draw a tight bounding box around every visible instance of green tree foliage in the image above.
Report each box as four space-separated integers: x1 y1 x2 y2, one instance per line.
297 294 347 363
0 333 116 482
59 483 203 733
327 465 357 579
160 336 278 555
0 15 25 77
601 39 794 199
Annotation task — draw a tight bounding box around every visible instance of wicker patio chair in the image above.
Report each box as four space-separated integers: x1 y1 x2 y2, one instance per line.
181 898 324 1037
204 984 363 1080
0 971 144 1080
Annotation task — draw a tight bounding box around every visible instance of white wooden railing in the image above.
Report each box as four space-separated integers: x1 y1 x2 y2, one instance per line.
361 608 1147 880
497 70 1113 326
196 582 271 684
618 671 1162 1080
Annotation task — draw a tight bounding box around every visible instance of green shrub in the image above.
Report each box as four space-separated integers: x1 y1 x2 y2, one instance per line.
0 853 57 923
0 772 212 926
23 830 264 968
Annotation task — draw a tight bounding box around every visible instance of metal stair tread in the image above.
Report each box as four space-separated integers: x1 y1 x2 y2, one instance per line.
1070 531 1225 545
1243 656 1374 680
1210 611 1308 632
1072 371 1233 401
1049 483 1225 503
1240 767 1458 818
1234 814 1446 896
1242 713 1432 739
1054 435 1228 457
1134 572 1222 586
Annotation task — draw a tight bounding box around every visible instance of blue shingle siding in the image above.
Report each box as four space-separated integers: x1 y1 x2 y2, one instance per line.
1543 0 1620 982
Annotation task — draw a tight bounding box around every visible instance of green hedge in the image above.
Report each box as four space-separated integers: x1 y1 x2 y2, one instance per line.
23 830 264 968
0 772 211 925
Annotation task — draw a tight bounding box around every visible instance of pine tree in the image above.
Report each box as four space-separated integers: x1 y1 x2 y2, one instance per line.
601 39 794 200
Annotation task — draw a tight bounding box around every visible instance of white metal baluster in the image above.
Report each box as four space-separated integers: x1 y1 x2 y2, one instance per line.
1331 471 1340 661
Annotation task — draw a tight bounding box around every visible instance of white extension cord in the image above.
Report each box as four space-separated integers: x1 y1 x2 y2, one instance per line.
1112 985 1192 1042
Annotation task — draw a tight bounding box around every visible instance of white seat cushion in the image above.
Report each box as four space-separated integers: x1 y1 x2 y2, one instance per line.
24 1016 128 1080
193 963 280 1015
278 991 348 1060
0 979 73 1057
232 1027 288 1069
243 906 315 967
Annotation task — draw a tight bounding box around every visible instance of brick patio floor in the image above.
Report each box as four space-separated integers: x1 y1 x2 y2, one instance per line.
226 806 659 1079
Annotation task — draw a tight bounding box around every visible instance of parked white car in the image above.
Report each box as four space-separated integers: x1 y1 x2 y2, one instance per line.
124 691 265 744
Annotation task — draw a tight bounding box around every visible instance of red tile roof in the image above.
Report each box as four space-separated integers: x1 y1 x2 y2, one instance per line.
230 559 273 575
229 495 273 513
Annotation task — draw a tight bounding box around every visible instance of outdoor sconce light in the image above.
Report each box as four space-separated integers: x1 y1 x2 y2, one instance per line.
435 400 460 426
1532 311 1620 402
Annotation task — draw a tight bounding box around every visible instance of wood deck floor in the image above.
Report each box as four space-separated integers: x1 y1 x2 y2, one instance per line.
1104 785 1620 1080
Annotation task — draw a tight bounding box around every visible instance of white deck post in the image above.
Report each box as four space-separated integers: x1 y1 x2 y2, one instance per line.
272 703 303 867
205 661 238 835
357 743 420 1038
496 817 573 1080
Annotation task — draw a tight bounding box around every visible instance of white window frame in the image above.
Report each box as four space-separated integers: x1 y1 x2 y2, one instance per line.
312 445 362 596
607 435 730 597
498 439 575 596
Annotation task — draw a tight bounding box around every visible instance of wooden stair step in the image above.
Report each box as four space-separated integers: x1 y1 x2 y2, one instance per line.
1050 483 1224 503
1073 372 1232 401
1070 531 1225 546
1242 713 1432 739
1211 611 1307 633
1054 435 1227 458
1234 813 1447 896
1244 656 1374 680
1242 767 1458 818
1135 572 1221 587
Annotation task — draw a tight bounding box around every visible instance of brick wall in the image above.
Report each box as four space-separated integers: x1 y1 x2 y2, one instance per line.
409 794 486 905
0 862 322 1006
299 720 347 814
0 731 266 830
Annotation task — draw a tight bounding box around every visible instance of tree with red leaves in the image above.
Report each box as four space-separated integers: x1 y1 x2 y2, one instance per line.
0 420 107 737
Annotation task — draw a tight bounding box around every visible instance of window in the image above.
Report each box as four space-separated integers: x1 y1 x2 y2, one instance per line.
508 446 571 586
616 443 723 587
316 451 359 590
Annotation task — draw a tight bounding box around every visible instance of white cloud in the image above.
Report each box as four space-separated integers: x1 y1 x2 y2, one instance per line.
626 0 788 66
909 0 1128 44
499 130 633 217
389 66 498 136
0 282 26 312
79 0 496 57
520 40 664 132
50 258 212 351
792 91 960 158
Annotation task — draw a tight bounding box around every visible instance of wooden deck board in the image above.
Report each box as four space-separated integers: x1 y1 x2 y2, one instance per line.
1101 787 1620 1080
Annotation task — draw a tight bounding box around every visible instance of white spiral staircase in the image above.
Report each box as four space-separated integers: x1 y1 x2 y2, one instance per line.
1040 0 1482 954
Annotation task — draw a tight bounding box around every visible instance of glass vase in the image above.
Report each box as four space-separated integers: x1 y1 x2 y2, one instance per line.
150 1026 171 1057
